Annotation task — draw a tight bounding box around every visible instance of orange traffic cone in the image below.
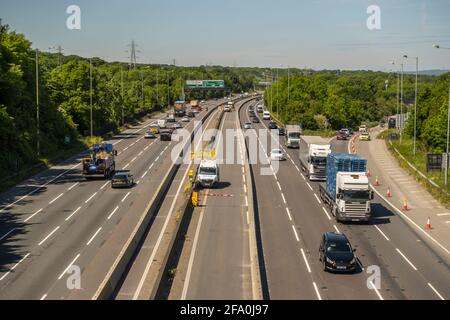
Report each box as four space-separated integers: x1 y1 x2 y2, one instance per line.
426 217 432 230
386 187 391 197
375 176 380 186
367 169 371 177
402 199 409 210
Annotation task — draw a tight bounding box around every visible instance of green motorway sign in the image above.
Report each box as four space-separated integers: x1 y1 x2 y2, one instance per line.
186 80 225 89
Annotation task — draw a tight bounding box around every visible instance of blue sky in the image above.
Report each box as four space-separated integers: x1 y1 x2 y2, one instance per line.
1 0 450 71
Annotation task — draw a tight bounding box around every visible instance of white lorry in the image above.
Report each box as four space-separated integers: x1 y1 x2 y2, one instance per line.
299 136 331 181
157 119 166 128
285 125 302 148
197 159 220 188
319 153 373 223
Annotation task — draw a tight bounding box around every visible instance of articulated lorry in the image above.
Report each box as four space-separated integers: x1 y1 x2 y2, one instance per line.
174 101 186 117
82 143 117 179
285 125 302 148
319 153 373 223
299 136 331 181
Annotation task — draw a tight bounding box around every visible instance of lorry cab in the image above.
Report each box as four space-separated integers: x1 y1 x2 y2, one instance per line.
335 172 373 222
307 144 331 180
197 160 220 188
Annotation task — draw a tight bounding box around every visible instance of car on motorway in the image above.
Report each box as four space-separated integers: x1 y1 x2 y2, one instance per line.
251 116 260 123
149 123 160 134
160 129 172 141
270 148 286 161
340 128 350 137
173 122 182 129
319 232 357 273
268 121 278 130
144 131 156 139
262 111 271 120
181 116 190 122
336 131 347 140
256 105 264 113
359 132 371 141
111 171 134 188
278 127 285 136
347 128 354 135
187 111 195 117
244 122 252 129
359 125 367 133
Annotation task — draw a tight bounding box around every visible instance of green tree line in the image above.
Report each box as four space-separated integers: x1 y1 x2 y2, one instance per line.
0 21 264 177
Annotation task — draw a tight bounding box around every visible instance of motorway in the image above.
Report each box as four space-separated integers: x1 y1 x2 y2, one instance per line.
1 96 450 300
0 99 225 299
238 100 450 300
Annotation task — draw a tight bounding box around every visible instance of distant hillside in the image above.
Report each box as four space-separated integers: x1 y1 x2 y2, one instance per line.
404 70 449 76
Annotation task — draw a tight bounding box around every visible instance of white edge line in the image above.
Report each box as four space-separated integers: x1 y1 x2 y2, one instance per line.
313 282 322 300
428 283 445 300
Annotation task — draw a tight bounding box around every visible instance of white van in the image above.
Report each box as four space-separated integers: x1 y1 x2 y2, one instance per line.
263 111 271 120
197 159 220 188
256 105 264 113
157 119 166 128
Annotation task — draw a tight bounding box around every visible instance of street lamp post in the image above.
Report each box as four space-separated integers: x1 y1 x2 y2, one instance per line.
120 66 124 125
400 63 404 144
90 58 93 138
433 44 450 185
404 55 419 157
35 49 40 157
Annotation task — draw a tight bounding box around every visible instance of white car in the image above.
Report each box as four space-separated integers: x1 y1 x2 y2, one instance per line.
173 122 182 129
263 111 271 120
270 149 286 161
244 122 252 129
181 116 190 122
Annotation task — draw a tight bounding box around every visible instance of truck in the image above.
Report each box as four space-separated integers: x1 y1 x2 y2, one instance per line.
157 119 166 128
82 143 117 179
299 136 331 181
196 159 220 188
319 153 373 223
174 101 186 117
285 125 302 148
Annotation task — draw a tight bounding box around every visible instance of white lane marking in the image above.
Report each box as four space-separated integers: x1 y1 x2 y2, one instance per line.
369 280 384 300
144 145 149 151
322 207 332 220
286 207 292 221
121 192 131 203
131 156 137 162
86 227 102 246
292 225 300 242
112 139 123 146
141 170 149 178
0 253 31 281
281 193 287 204
38 226 60 246
313 282 322 300
244 195 249 207
314 193 321 204
136 180 140 185
306 182 313 191
301 173 306 180
123 163 130 169
276 181 282 191
138 151 143 156
428 283 445 300
148 163 154 170
67 182 79 191
107 206 120 220
65 206 82 221
123 146 129 151
243 184 247 194
40 294 47 300
100 181 109 190
24 208 43 223
49 193 64 205
295 165 300 172
246 210 250 225
374 225 390 241
300 248 312 273
333 225 340 233
85 192 97 204
155 156 160 162
130 142 135 147
395 248 418 271
437 213 450 216
0 228 17 241
58 254 80 280
0 163 80 215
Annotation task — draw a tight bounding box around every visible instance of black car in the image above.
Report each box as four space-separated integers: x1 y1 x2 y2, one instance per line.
187 111 195 118
268 121 278 130
160 129 172 141
111 171 134 188
319 232 357 273
251 116 260 123
278 127 285 136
